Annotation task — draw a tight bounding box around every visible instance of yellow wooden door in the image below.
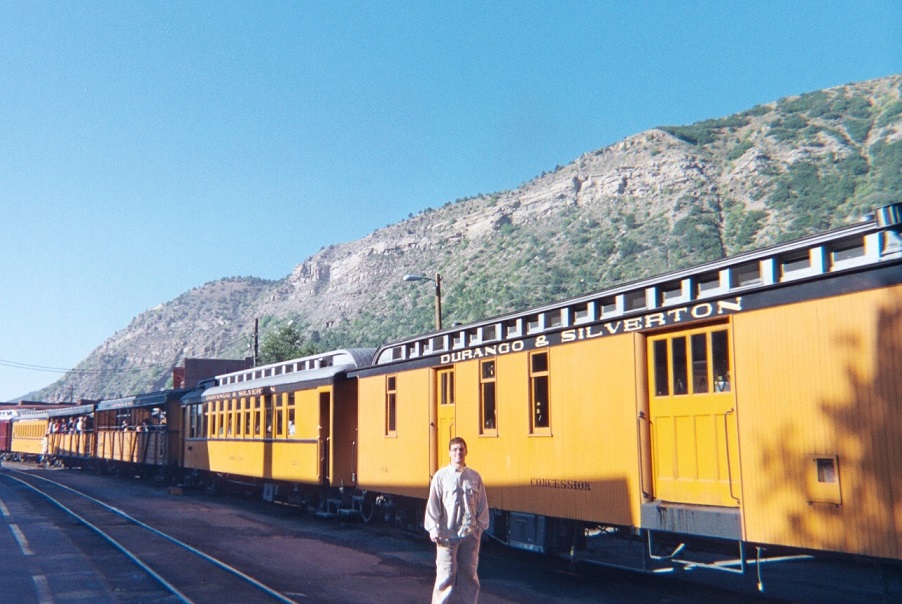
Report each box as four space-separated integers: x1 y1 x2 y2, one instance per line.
648 325 740 507
436 368 456 453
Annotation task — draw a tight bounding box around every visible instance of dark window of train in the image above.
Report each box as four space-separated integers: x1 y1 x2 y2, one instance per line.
527 314 541 333
530 352 550 432
712 330 731 392
287 393 296 437
440 370 455 406
254 397 262 435
452 331 466 349
830 240 865 267
480 360 497 434
691 333 708 393
672 337 688 395
696 272 720 296
661 282 682 304
816 458 837 483
504 318 522 338
573 303 592 323
625 290 646 311
276 394 285 438
264 395 274 437
600 297 617 316
780 253 810 278
653 340 669 396
547 311 562 328
483 324 498 341
730 262 760 288
386 376 397 435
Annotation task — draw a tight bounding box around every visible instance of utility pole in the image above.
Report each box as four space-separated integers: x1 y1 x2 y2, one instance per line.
254 318 259 367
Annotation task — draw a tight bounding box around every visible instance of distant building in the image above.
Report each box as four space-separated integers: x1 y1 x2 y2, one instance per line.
172 357 253 389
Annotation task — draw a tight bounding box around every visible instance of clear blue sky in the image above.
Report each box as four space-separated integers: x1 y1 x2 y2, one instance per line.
1 1 900 401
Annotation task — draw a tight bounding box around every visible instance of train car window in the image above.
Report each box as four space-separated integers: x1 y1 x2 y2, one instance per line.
731 262 761 288
780 252 811 278
625 290 646 312
527 314 542 334
829 239 866 267
653 340 669 396
287 393 296 436
386 376 397 435
530 352 550 433
573 302 593 323
661 281 683 304
504 318 522 338
452 331 466 349
480 360 497 435
671 337 688 395
264 395 274 438
253 397 261 435
712 330 731 392
547 310 562 329
439 370 455 406
600 296 618 317
483 324 498 341
696 272 721 296
244 401 251 436
691 333 709 393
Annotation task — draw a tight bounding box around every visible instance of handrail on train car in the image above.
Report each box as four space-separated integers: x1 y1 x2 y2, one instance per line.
724 408 740 505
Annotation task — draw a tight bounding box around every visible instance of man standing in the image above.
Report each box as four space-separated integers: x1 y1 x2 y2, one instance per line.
424 437 489 603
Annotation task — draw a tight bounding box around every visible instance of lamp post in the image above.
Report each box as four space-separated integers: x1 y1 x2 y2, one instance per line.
403 272 442 331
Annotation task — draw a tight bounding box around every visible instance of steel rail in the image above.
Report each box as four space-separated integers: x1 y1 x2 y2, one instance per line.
2 468 297 604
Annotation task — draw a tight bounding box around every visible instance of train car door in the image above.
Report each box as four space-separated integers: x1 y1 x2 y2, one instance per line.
319 391 331 485
435 367 456 457
647 325 740 507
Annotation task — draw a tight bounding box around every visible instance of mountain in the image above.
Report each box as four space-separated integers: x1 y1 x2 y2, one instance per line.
35 75 902 401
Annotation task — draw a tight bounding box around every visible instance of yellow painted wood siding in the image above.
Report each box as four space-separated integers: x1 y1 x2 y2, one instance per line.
357 369 433 499
358 333 644 526
735 285 902 559
11 419 47 455
475 335 642 526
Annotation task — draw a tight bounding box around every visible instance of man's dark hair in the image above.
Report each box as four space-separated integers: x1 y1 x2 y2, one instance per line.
449 436 467 450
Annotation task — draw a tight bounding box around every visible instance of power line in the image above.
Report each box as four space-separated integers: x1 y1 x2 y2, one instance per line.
0 358 168 375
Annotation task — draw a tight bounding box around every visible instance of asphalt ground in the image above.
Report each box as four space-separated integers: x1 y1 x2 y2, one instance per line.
1 461 900 603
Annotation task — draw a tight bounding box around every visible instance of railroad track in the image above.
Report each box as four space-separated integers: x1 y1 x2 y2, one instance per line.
2 468 298 604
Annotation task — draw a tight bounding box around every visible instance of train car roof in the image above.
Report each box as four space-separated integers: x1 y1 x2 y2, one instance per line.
183 348 376 403
45 403 96 418
363 202 902 369
96 389 191 412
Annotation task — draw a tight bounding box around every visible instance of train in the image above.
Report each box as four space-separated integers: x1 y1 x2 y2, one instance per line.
5 202 902 583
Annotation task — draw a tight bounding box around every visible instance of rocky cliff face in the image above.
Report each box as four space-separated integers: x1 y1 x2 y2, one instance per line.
36 75 902 401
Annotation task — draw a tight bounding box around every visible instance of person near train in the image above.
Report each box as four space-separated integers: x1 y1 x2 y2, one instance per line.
424 436 489 603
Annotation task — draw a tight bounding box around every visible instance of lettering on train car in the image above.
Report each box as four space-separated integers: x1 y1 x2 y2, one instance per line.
530 478 592 491
440 340 526 363
439 297 743 363
206 387 268 401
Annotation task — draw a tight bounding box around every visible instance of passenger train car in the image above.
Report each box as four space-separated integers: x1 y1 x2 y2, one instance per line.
179 349 374 511
353 203 902 569
6 203 902 580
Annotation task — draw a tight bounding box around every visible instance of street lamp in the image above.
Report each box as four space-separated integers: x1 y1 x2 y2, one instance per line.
403 272 442 331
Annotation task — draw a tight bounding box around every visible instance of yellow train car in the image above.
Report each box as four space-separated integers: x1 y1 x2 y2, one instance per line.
180 349 373 512
93 390 186 475
9 411 50 460
354 203 902 570
46 403 97 465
